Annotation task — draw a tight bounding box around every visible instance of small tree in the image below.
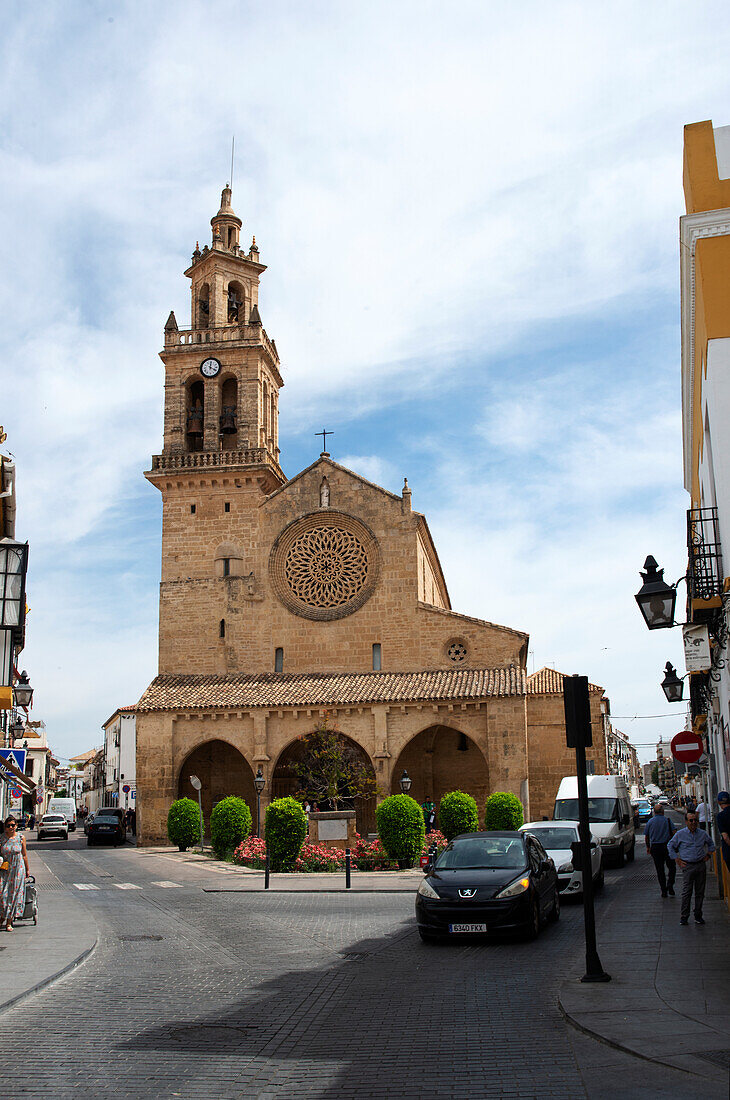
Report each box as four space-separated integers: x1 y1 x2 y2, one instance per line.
167 798 201 851
485 791 524 830
265 797 308 871
651 764 659 787
439 790 479 841
291 713 378 809
376 794 425 867
210 796 252 859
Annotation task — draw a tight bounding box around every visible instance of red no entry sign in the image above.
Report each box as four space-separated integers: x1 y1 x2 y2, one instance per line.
671 730 704 764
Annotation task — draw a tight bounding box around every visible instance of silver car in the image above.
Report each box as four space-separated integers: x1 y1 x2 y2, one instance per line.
37 814 69 841
520 820 603 896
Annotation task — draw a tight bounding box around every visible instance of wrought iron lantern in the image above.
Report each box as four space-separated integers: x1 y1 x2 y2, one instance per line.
9 715 24 744
635 555 677 630
13 670 33 708
661 662 684 703
254 766 266 795
399 769 412 794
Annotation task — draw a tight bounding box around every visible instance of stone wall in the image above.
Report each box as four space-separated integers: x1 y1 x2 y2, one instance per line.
526 692 609 821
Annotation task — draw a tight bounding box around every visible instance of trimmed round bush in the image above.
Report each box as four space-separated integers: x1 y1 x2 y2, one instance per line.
210 796 252 859
484 791 524 830
376 794 425 867
439 790 479 841
265 797 308 871
167 798 201 851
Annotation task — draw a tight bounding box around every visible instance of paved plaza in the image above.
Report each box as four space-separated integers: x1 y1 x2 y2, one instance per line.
0 832 727 1099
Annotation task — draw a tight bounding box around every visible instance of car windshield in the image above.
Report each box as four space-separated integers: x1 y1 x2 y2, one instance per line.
526 827 577 849
436 837 526 871
43 816 65 823
95 815 118 822
636 801 651 810
554 798 618 823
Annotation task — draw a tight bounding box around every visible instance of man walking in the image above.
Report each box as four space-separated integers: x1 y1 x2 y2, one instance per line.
668 811 715 925
716 791 730 873
644 803 675 897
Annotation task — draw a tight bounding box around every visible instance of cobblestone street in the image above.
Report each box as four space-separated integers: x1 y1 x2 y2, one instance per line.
0 836 726 1098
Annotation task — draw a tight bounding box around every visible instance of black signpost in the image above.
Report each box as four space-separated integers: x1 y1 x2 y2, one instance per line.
563 674 611 983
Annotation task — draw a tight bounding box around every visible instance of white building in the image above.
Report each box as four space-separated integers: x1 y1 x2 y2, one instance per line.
102 707 136 813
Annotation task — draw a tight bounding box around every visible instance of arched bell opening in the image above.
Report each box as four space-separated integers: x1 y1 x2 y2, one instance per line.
178 739 256 831
390 725 490 830
271 731 377 837
197 282 210 328
219 376 238 446
186 378 205 452
227 280 245 322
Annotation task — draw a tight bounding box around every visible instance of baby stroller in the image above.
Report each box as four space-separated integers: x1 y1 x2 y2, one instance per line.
19 875 37 925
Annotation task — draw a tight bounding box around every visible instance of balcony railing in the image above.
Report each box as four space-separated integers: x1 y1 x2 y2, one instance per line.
149 447 283 475
687 506 723 603
164 322 278 364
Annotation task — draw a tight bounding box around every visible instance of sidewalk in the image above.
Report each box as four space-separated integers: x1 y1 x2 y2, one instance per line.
135 844 423 890
559 847 730 1087
0 853 97 1016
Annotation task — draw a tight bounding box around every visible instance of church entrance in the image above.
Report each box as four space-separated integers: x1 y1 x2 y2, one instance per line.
390 725 490 830
178 740 256 828
272 734 377 837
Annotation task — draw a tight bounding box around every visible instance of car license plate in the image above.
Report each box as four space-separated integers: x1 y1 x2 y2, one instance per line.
449 923 487 933
100 826 113 831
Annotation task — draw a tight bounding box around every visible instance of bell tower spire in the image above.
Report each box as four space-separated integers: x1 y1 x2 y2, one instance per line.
145 184 284 495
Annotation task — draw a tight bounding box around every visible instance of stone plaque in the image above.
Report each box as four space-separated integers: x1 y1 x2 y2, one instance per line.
317 818 348 840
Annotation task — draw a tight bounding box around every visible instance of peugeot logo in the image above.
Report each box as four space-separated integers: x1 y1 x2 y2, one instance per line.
459 888 477 898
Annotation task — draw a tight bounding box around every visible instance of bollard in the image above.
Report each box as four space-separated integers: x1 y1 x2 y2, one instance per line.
345 847 351 889
264 849 270 890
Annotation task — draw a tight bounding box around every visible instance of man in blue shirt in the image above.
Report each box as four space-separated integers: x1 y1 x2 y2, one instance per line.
668 811 716 925
644 804 675 897
716 791 730 873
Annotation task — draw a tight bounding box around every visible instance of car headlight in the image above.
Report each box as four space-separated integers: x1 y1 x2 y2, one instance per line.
417 878 440 900
601 838 616 845
558 862 573 874
496 876 530 899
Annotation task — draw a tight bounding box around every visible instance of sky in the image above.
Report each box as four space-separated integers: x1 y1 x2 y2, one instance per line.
2 0 728 766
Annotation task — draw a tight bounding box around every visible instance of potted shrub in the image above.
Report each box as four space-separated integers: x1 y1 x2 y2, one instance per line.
484 791 524 830
376 794 425 868
210 796 252 859
167 798 201 852
264 796 308 871
439 790 479 841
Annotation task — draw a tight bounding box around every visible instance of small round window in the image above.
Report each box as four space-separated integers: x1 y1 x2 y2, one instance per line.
448 642 467 663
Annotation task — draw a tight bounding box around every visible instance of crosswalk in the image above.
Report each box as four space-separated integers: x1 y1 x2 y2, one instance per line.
73 880 184 891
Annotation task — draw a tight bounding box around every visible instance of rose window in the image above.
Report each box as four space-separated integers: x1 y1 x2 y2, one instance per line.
285 526 369 609
448 642 467 663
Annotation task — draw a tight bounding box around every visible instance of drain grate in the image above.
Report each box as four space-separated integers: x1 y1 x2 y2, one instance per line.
119 934 163 942
693 1049 730 1069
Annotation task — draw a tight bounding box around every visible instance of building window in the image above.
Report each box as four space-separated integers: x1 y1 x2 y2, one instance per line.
224 502 231 513
372 643 382 671
219 619 226 639
447 641 467 663
275 647 283 673
190 504 196 514
586 760 595 775
222 558 230 577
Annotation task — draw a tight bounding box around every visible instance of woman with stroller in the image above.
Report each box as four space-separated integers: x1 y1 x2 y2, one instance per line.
0 816 30 931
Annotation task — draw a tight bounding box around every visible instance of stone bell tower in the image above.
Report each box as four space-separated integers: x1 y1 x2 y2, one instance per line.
145 185 286 675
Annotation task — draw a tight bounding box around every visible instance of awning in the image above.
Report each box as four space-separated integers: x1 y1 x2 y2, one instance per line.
0 755 35 795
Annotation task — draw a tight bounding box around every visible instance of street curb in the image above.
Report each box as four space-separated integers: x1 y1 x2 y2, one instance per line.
202 887 416 894
0 938 97 1018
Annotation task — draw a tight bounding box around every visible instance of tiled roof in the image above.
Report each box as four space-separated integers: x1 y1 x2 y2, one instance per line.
136 666 527 713
527 668 604 695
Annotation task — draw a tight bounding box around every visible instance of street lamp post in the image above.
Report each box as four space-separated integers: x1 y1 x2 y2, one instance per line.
399 770 412 794
254 766 265 837
189 774 203 852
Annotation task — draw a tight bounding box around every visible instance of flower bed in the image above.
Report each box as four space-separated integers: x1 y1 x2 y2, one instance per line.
232 835 267 869
294 843 347 872
231 830 450 872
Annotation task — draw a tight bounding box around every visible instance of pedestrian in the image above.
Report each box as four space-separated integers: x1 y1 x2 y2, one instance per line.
0 816 30 932
130 808 136 836
668 811 716 925
644 803 676 897
696 798 708 827
716 791 730 873
28 811 35 830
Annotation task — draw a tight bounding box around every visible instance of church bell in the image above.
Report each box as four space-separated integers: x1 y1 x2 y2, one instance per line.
219 405 237 435
187 404 204 435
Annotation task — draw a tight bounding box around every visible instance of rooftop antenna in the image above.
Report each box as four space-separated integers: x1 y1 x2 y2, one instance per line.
230 135 235 190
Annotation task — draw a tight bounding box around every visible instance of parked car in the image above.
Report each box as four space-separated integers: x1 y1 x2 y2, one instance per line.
87 809 126 847
37 814 69 842
83 812 96 837
631 799 652 828
416 831 560 942
554 775 635 866
519 820 603 897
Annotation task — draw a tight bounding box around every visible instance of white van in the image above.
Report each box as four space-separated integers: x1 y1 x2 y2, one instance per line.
553 775 634 866
47 797 77 832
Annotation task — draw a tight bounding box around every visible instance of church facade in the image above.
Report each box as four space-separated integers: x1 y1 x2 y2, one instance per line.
135 187 608 843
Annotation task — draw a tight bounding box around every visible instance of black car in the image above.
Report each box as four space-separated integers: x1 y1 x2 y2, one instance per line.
87 808 126 847
415 831 560 942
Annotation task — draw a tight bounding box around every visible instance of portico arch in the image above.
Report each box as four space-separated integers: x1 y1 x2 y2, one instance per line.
390 725 490 827
271 731 377 836
178 739 256 825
